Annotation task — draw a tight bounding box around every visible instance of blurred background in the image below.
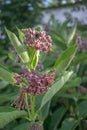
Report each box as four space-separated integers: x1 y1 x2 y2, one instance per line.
0 0 87 57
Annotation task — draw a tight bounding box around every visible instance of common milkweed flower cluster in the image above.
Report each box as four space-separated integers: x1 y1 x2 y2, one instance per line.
24 28 52 52
14 69 55 111
14 68 55 96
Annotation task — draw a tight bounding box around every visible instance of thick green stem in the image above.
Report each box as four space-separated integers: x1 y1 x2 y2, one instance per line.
25 94 31 120
75 101 82 130
30 96 35 121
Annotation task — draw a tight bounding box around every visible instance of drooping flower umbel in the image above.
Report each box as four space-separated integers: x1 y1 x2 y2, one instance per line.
23 28 52 52
13 88 30 110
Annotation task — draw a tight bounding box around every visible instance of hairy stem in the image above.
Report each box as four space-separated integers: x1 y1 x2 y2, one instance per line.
75 101 82 130
30 96 35 121
25 94 31 120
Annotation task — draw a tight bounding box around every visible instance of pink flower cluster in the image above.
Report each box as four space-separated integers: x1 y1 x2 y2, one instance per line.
24 28 52 52
25 71 54 95
75 33 82 50
14 74 24 85
14 68 55 96
75 34 87 52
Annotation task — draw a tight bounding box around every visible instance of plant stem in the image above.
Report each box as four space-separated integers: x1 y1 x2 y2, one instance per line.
75 101 82 130
30 96 35 121
25 94 31 120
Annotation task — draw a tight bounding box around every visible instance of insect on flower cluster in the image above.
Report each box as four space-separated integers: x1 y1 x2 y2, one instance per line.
24 28 52 52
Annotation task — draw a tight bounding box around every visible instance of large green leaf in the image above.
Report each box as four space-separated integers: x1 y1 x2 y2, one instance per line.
49 106 67 130
54 45 77 74
0 64 15 83
59 118 78 130
78 100 87 118
56 93 78 101
61 19 70 31
60 19 70 41
0 106 15 112
79 95 87 100
39 71 73 110
16 27 25 43
0 110 27 128
50 32 67 49
0 81 9 90
30 49 39 70
67 24 77 45
40 101 51 121
35 95 44 111
73 52 87 65
0 93 17 103
5 28 30 63
13 122 29 130
59 77 81 93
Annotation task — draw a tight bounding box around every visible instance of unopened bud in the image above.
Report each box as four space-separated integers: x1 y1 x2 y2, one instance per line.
29 123 43 130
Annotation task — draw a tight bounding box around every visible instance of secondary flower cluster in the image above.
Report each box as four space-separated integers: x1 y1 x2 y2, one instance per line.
24 28 52 52
14 67 55 96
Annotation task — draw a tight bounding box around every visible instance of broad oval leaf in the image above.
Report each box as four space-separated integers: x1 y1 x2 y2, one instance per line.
0 110 27 128
5 28 30 63
78 100 87 118
0 106 16 112
13 122 29 130
59 77 81 93
40 101 51 121
59 118 78 130
50 32 67 50
49 106 67 130
56 93 78 101
0 93 17 103
0 81 9 90
73 52 87 65
54 45 77 74
0 64 15 83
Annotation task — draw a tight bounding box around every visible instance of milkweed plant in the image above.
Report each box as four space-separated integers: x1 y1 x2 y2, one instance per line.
0 24 78 130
